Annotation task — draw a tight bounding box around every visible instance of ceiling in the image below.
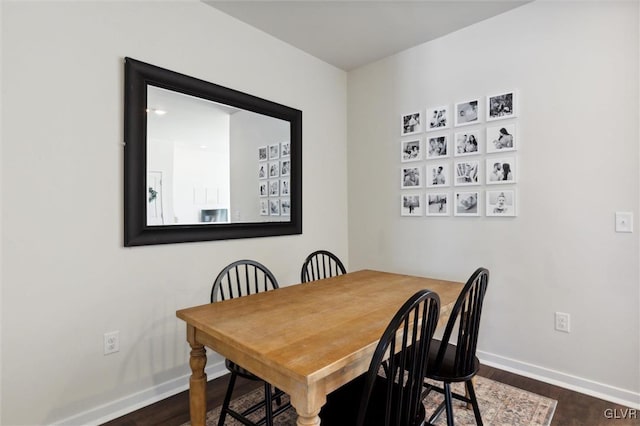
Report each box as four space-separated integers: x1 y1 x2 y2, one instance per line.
204 1 531 71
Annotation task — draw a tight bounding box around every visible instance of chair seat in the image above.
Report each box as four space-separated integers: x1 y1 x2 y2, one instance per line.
320 374 427 426
426 340 480 383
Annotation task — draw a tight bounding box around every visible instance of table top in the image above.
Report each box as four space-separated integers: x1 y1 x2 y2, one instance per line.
176 269 464 395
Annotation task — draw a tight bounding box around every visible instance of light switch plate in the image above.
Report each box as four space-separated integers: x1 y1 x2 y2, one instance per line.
615 212 633 233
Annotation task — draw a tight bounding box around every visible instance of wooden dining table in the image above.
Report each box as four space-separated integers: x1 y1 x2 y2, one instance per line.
176 269 464 426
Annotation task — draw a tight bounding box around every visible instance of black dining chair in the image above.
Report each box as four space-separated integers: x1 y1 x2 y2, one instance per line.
210 260 290 426
319 289 441 426
423 267 489 426
300 250 346 283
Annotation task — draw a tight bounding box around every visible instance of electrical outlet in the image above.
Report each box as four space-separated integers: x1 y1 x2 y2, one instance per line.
554 312 570 333
104 331 120 355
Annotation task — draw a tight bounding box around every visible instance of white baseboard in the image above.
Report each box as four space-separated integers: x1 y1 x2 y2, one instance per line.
54 361 228 426
54 351 640 425
478 350 640 410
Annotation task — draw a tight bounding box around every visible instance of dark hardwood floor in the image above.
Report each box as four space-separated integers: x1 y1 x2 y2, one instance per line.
103 365 638 426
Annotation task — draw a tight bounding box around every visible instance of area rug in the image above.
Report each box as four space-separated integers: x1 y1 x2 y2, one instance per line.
184 376 556 425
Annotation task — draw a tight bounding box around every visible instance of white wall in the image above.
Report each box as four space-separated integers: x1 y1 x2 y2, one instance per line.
0 2 347 425
230 110 289 222
348 1 639 407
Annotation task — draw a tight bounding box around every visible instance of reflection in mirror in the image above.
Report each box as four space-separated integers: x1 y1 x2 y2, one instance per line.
124 58 302 246
146 86 290 226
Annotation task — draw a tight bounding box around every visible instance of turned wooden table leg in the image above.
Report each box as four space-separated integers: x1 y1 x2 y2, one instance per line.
187 326 207 426
295 411 321 426
290 389 324 426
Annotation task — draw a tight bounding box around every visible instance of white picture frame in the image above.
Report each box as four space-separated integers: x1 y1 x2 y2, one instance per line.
426 105 450 132
454 130 481 157
258 163 268 180
401 139 422 162
281 198 291 216
486 156 516 184
454 99 480 127
401 193 423 216
281 141 291 157
268 180 280 196
426 192 450 216
454 160 480 186
268 161 280 178
454 191 480 216
486 190 516 217
269 198 281 216
259 199 269 216
401 166 422 189
487 90 517 122
280 178 290 196
426 162 450 188
258 181 268 197
401 111 422 136
258 146 268 161
426 134 449 159
280 159 291 176
269 143 280 160
486 124 516 153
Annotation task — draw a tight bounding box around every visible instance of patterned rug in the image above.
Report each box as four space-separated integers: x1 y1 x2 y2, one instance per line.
184 376 556 425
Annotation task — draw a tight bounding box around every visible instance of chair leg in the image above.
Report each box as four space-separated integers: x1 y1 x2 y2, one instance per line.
218 371 237 426
264 383 274 426
443 382 455 426
465 380 483 426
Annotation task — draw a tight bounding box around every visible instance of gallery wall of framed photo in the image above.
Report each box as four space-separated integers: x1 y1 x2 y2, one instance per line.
258 141 291 217
400 90 518 218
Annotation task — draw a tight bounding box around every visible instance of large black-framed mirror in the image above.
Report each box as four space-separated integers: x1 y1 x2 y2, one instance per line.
124 57 302 246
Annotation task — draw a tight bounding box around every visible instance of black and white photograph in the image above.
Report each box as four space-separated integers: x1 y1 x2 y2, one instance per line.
426 135 448 159
258 181 268 197
455 160 480 186
258 146 268 161
487 90 517 121
454 99 480 127
486 190 516 217
401 166 422 189
280 178 290 196
426 163 450 188
281 198 291 216
281 141 290 157
426 192 450 216
454 130 481 156
258 163 267 180
281 159 291 176
259 199 269 216
401 139 422 162
401 111 422 136
426 105 450 131
269 161 280 178
269 143 280 160
268 180 280 196
454 191 480 216
401 193 423 216
269 198 280 216
487 124 516 153
486 156 516 184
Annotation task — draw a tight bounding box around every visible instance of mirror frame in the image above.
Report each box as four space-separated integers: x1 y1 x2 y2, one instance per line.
124 57 302 246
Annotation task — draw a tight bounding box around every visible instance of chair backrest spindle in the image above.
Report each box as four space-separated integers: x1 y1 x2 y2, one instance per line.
356 290 440 426
211 260 279 303
433 267 489 378
301 250 346 283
